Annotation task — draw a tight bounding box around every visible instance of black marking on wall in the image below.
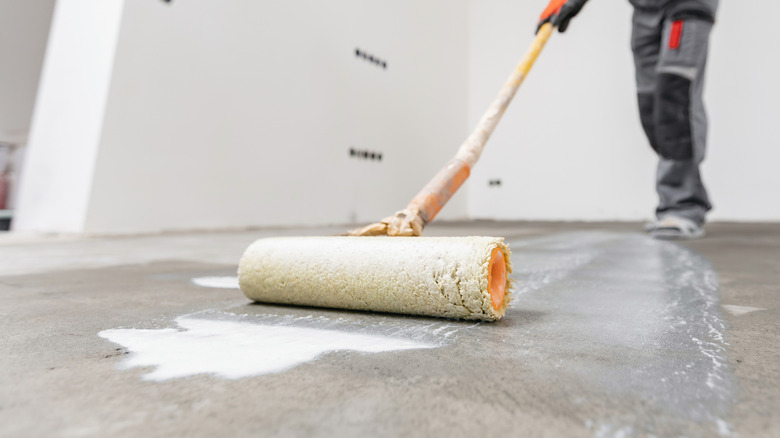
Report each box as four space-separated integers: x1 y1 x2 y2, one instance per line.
355 48 388 70
488 179 502 187
350 148 383 162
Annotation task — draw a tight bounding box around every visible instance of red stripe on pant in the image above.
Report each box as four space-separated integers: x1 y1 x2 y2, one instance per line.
669 20 683 50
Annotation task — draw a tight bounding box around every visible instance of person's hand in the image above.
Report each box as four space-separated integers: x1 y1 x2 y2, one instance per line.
537 0 588 34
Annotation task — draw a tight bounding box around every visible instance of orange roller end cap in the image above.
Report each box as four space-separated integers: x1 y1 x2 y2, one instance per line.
488 247 507 310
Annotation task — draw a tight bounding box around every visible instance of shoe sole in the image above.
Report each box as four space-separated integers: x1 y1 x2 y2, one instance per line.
650 228 706 240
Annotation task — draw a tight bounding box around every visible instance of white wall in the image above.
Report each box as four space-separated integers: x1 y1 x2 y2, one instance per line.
467 0 780 222
13 0 125 233
82 0 469 234
705 0 780 222
0 0 56 211
0 0 55 141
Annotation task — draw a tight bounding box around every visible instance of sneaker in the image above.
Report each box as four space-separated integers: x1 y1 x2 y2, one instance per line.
643 220 659 232
649 215 705 240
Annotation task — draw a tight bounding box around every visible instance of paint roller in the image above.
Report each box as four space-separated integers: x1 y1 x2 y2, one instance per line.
238 24 555 321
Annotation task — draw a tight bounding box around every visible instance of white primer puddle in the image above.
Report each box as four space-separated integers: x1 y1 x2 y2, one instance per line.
99 316 435 381
191 276 239 289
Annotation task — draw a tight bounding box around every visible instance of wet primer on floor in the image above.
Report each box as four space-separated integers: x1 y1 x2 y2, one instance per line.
97 231 733 436
506 232 732 436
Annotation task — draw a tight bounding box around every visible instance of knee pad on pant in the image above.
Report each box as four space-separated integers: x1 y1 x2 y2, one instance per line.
654 73 694 160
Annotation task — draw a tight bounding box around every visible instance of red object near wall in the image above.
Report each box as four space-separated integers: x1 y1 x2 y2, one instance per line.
0 174 7 210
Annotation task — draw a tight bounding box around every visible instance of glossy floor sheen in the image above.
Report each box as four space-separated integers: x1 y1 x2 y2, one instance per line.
0 222 777 437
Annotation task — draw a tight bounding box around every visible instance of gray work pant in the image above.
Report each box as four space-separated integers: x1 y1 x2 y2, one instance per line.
631 6 716 225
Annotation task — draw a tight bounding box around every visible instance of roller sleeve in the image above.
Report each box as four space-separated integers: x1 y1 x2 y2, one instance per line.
237 236 513 321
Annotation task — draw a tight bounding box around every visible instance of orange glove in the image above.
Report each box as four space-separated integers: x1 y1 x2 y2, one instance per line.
537 0 588 33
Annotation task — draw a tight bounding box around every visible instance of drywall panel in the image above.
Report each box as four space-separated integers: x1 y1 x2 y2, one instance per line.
84 0 469 233
13 0 125 233
0 0 55 140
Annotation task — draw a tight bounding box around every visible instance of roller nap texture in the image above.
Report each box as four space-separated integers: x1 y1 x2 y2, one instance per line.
238 236 512 321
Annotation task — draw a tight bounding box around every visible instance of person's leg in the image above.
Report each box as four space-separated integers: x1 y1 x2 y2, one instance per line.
652 13 715 226
631 8 666 231
631 8 664 154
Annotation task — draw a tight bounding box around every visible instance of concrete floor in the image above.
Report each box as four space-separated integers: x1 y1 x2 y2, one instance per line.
0 222 778 437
